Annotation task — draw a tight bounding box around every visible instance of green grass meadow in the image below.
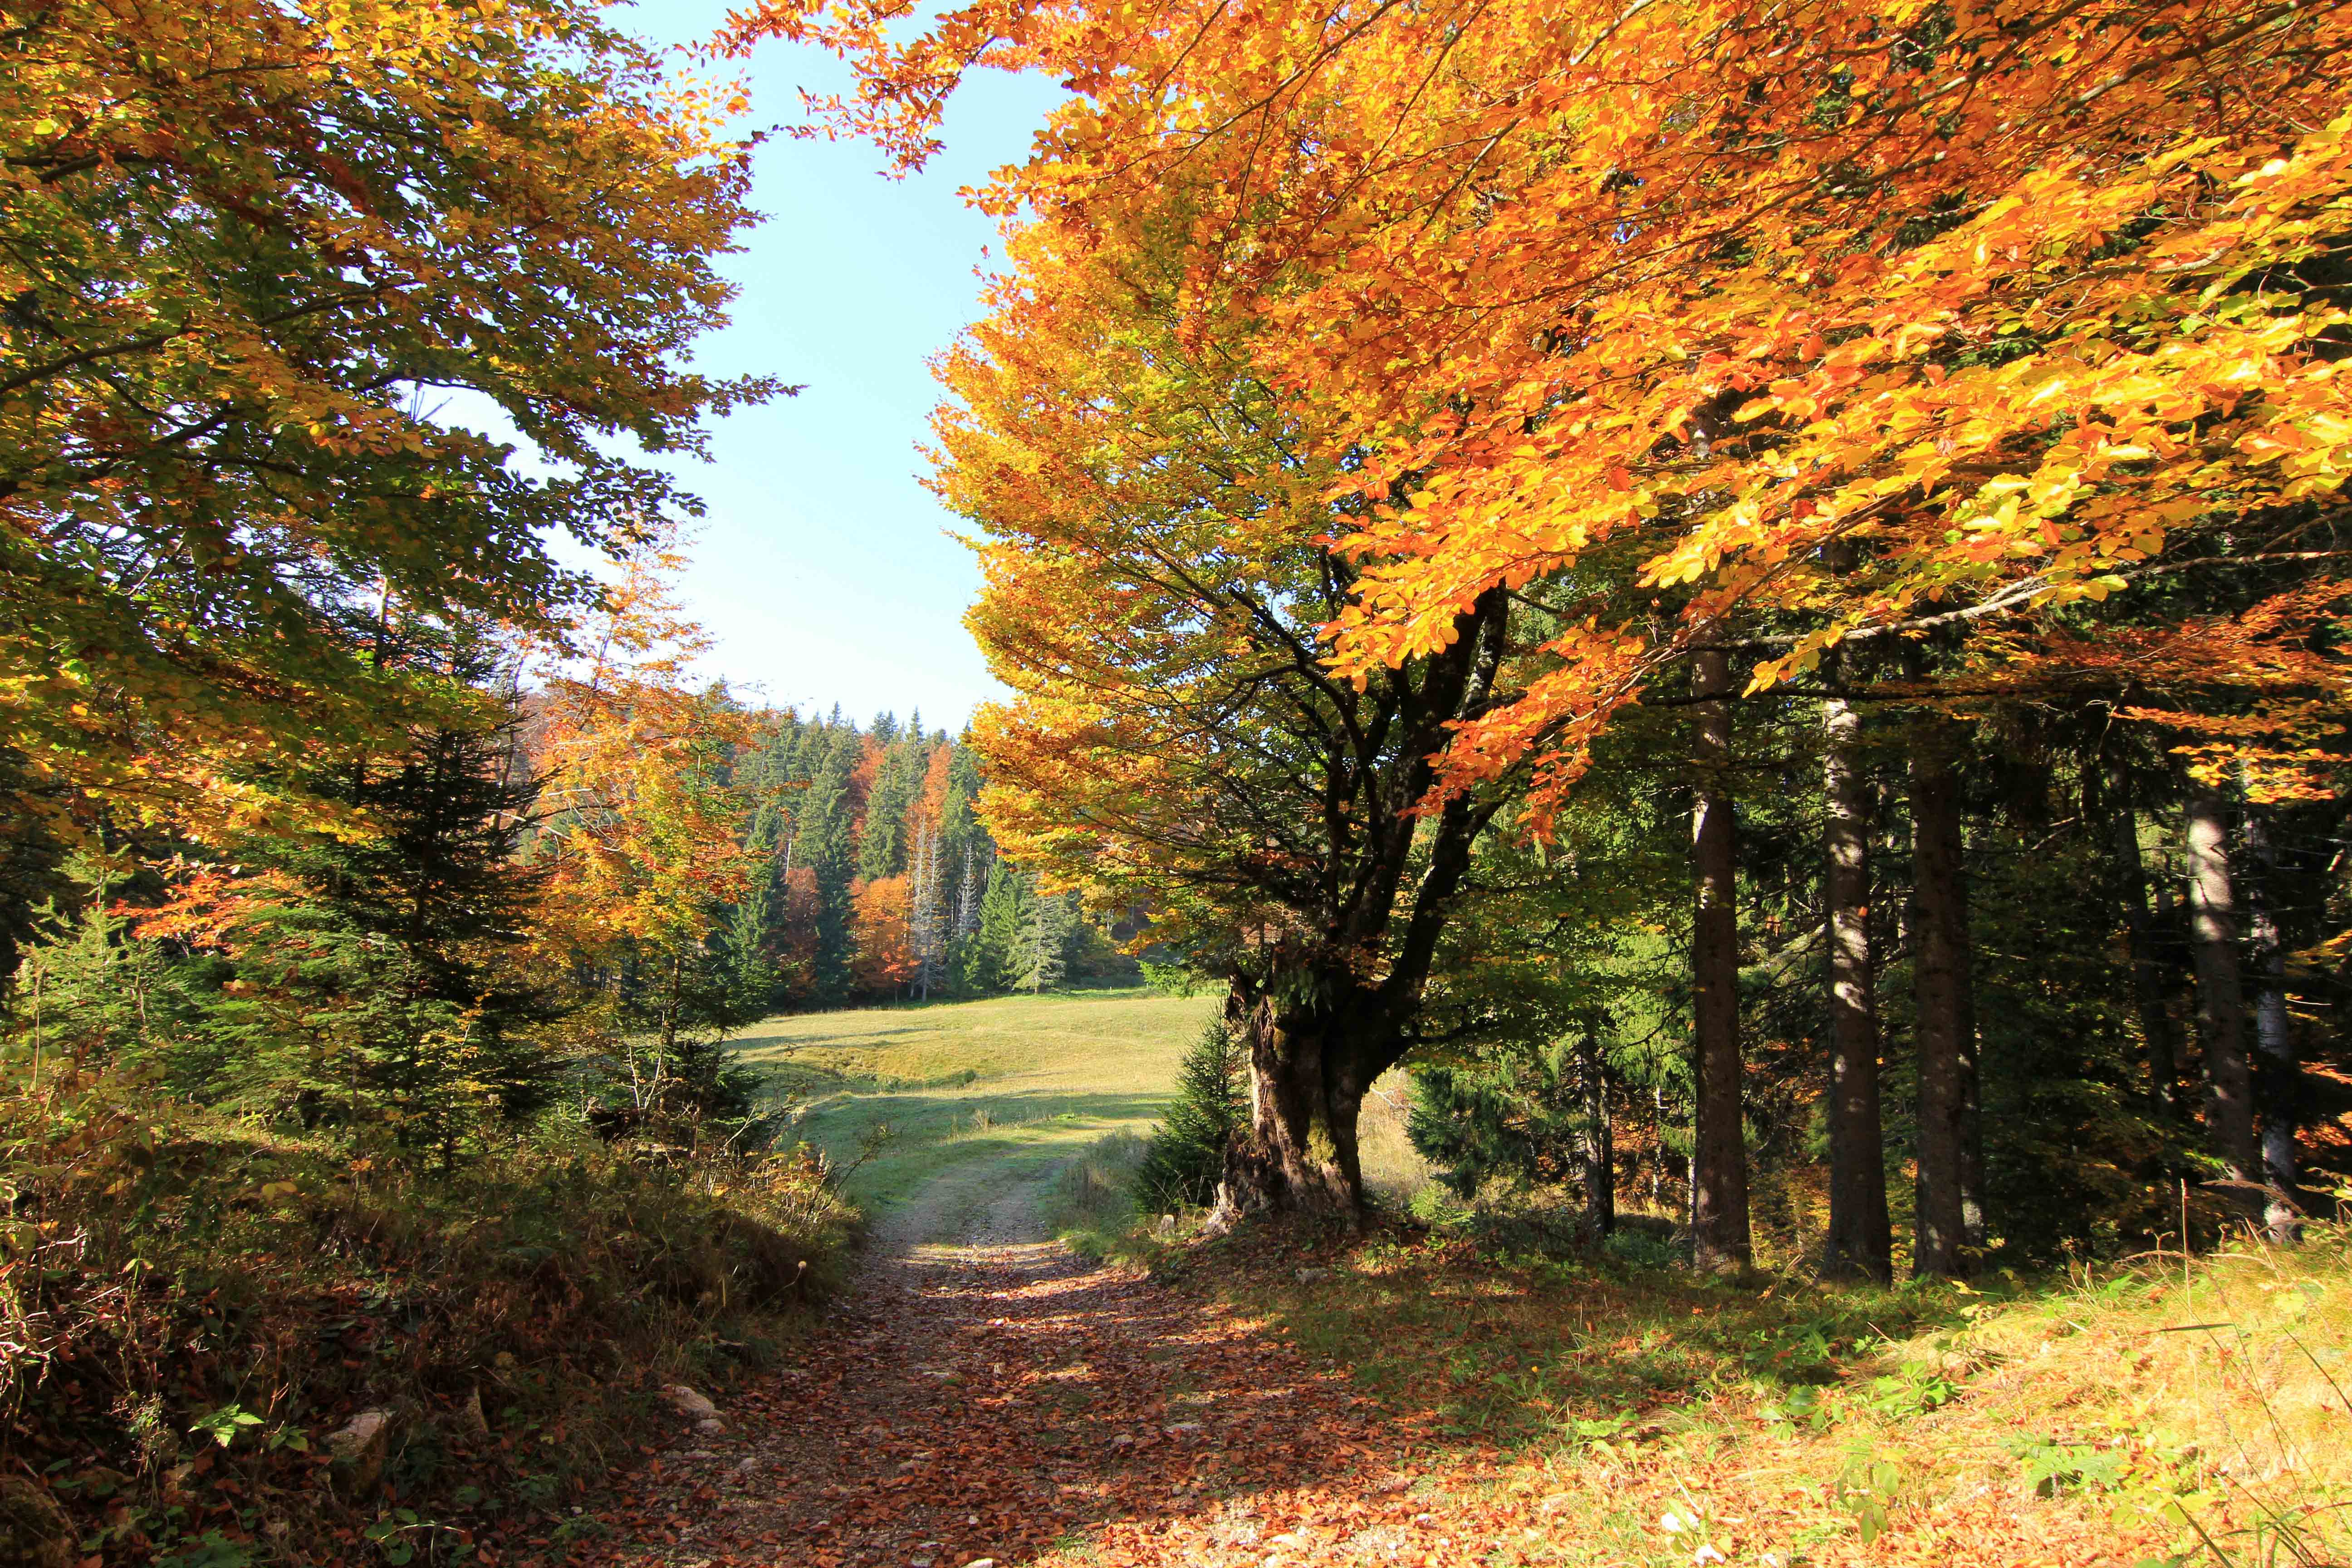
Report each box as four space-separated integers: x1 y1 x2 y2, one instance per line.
728 986 1218 1233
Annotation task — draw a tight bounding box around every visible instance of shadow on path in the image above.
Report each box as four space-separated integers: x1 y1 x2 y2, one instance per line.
561 1164 1428 1568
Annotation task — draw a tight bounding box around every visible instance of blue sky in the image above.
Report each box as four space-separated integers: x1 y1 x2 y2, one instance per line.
608 2 1062 731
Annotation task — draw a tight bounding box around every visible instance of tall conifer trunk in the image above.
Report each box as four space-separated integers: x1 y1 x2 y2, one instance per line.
1690 647 1751 1273
1822 682 1891 1280
1909 716 1977 1276
2184 794 2262 1221
2244 807 2302 1242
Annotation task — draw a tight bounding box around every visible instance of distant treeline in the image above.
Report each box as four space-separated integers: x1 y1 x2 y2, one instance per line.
717 706 1138 1009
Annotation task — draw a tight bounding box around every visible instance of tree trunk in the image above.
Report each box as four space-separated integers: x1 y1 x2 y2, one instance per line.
2183 794 2262 1221
1689 647 1751 1273
2244 807 2302 1243
1822 687 1891 1281
1220 984 1370 1216
1578 1024 1615 1239
2113 800 2185 1120
1909 722 1976 1276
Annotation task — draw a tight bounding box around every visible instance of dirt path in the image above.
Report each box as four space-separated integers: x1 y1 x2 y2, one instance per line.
564 1161 1441 1568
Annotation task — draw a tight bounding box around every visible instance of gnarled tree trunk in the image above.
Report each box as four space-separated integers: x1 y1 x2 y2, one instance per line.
1220 983 1379 1216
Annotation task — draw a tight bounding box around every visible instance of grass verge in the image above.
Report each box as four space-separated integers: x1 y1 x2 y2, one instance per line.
1149 1213 2352 1566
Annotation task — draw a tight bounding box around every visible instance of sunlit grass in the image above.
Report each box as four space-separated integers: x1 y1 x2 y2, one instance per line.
730 987 1215 1217
1174 1218 2352 1565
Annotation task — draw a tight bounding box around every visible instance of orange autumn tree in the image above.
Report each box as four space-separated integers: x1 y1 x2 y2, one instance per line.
529 529 764 1129
2 0 776 842
849 874 918 993
929 179 1513 1215
738 0 2352 799
737 0 2352 1244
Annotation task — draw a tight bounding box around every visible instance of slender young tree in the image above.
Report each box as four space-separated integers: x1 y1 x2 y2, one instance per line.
2244 806 2302 1243
1576 1021 1616 1240
2112 790 2186 1122
1689 647 1750 1274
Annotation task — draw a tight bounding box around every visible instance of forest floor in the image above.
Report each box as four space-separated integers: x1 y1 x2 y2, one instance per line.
543 995 2351 1568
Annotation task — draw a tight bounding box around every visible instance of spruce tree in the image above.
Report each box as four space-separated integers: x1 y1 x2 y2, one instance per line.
963 859 1028 994
1135 1019 1248 1210
1013 888 1074 993
858 740 914 878
720 876 780 1021
939 744 985 872
803 729 860 1004
265 680 556 1132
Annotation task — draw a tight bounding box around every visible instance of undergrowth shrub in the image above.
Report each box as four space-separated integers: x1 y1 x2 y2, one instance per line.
0 1061 854 1566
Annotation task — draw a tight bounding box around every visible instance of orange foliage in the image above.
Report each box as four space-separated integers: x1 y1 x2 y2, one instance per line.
742 0 2352 813
526 524 754 966
849 875 916 993
913 744 954 840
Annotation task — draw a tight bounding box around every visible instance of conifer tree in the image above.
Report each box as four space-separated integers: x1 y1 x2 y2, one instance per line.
1013 888 1073 994
10 856 183 1083
1136 1019 1248 1210
803 730 860 1004
858 740 914 878
963 859 1028 995
256 654 555 1133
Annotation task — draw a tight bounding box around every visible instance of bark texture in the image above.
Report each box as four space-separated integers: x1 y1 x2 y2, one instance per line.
1909 726 1977 1276
1822 690 1890 1281
1689 647 1751 1274
1578 1025 1616 1239
1220 988 1366 1215
2184 794 2262 1220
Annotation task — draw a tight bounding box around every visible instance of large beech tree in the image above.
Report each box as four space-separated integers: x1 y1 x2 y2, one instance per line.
751 0 2352 1245
0 0 774 835
944 215 1509 1215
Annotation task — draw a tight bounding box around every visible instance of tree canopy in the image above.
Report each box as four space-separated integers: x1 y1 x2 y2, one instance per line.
1 0 775 833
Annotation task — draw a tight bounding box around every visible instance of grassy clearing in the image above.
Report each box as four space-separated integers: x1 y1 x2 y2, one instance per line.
729 987 1214 1230
1133 1215 2352 1566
